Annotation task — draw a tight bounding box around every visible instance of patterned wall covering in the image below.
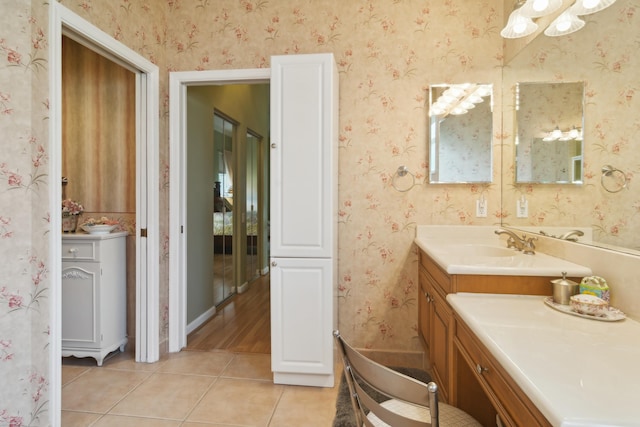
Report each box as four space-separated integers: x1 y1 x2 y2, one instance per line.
503 0 640 251
7 0 604 423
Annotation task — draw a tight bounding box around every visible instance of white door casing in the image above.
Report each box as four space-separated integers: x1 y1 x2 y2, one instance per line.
168 69 271 352
49 3 159 426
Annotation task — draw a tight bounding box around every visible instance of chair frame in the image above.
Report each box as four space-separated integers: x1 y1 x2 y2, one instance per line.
333 330 439 427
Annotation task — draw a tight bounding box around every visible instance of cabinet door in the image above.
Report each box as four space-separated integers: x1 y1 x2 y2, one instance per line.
270 257 334 386
62 263 100 348
270 53 338 258
418 268 432 351
430 289 452 402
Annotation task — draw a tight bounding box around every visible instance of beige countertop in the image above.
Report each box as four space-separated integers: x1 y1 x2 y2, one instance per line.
448 292 640 427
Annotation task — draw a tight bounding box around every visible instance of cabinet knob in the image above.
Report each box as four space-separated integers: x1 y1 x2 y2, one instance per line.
271 143 277 149
271 261 277 267
476 364 489 375
69 248 78 254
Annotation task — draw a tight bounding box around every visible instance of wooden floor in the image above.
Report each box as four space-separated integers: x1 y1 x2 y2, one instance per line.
186 273 271 354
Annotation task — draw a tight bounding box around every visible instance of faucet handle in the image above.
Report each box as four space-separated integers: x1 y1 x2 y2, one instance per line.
522 236 537 255
506 236 520 250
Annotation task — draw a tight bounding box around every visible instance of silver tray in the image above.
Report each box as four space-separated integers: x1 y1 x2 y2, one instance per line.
543 296 625 322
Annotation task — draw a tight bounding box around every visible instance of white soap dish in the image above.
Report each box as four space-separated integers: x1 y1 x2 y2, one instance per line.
543 296 625 322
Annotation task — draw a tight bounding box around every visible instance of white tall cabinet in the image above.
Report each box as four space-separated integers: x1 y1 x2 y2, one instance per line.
270 53 338 387
61 232 128 366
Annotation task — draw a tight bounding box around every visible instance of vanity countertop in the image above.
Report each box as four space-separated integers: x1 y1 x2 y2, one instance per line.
448 292 640 427
415 225 592 276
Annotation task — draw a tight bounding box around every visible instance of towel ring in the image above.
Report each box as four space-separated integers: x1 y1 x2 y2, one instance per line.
392 166 416 192
601 165 629 193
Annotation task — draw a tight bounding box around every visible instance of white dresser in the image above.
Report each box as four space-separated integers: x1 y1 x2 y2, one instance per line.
62 231 128 366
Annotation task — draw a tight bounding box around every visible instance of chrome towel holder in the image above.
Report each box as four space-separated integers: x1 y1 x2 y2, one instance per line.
392 165 417 192
601 165 629 193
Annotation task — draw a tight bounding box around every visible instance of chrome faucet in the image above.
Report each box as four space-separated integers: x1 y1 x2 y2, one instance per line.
557 230 584 241
495 229 537 255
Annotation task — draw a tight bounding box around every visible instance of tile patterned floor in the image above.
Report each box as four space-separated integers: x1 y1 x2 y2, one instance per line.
62 350 340 426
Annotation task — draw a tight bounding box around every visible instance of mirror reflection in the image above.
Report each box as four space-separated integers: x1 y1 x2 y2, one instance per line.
515 81 584 184
502 0 639 254
428 83 493 184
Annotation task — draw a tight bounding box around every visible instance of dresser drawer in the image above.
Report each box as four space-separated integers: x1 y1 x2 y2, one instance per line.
62 240 97 261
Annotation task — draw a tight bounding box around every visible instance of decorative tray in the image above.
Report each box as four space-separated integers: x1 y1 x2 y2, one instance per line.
543 297 625 322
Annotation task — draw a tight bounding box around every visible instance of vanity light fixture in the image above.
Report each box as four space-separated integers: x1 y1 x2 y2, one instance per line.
544 9 585 36
518 0 562 18
571 0 617 15
501 7 538 39
501 0 617 38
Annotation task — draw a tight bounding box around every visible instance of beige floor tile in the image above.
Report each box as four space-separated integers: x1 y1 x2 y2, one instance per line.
221 353 272 380
62 368 151 413
269 385 339 427
187 377 283 426
62 365 90 386
109 372 215 420
92 414 181 426
61 410 101 426
159 350 234 376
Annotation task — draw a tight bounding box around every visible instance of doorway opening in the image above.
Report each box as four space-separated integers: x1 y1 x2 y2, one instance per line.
169 69 271 353
50 3 159 424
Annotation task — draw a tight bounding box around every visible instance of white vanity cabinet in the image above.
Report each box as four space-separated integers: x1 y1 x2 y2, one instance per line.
61 231 128 366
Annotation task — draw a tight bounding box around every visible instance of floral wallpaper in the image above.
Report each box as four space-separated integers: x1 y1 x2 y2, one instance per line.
503 0 640 251
0 0 556 423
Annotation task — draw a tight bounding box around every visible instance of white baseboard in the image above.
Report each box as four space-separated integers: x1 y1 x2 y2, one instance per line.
238 281 249 294
186 306 216 335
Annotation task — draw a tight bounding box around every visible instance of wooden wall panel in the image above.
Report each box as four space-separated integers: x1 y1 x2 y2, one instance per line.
62 36 135 214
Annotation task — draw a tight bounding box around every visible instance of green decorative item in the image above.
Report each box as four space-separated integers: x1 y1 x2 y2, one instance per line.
580 275 610 303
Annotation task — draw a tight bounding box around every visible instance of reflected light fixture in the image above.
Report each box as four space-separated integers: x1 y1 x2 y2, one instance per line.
430 84 492 117
545 9 585 36
542 126 582 141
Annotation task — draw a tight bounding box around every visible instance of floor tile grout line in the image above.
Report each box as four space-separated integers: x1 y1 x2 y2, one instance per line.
266 385 286 427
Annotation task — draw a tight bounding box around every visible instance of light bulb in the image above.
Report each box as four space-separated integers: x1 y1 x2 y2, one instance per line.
513 16 528 34
582 0 601 9
555 15 572 32
533 0 550 12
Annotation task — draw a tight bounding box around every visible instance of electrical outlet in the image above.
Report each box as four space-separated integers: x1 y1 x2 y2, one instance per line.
476 199 487 218
517 199 528 218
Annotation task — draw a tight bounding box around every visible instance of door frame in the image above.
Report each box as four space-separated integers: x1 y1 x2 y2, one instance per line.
49 3 159 424
168 68 270 352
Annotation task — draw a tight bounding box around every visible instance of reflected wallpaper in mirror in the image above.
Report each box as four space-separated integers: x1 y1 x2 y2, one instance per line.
515 82 584 184
428 83 493 184
502 0 639 254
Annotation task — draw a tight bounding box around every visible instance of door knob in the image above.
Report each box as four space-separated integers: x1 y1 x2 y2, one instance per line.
271 261 277 267
271 143 277 148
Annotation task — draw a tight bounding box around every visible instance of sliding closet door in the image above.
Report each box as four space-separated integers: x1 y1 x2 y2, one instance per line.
213 114 235 305
245 130 260 283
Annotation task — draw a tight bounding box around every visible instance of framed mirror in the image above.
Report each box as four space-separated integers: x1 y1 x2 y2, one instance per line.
428 83 493 184
515 81 584 184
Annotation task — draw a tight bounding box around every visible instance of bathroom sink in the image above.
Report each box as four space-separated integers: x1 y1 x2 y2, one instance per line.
442 244 516 258
414 225 593 277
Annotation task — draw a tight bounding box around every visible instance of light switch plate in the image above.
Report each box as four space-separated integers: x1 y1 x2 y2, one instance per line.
476 199 487 218
517 199 528 218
